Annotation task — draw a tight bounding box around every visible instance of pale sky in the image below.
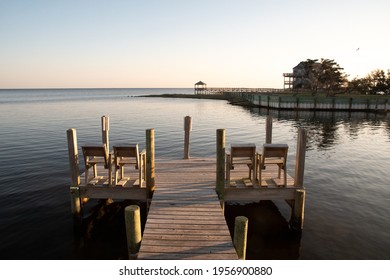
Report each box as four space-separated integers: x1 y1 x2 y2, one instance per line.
1 0 389 89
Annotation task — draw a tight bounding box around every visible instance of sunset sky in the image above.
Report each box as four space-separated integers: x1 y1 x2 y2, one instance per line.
1 0 389 89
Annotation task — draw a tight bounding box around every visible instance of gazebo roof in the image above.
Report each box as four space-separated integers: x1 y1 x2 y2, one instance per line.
195 81 206 86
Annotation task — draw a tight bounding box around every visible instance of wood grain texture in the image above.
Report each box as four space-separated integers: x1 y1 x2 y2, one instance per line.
138 157 237 260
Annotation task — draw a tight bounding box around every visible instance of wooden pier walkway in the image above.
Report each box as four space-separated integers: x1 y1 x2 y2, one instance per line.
67 115 306 260
138 157 238 260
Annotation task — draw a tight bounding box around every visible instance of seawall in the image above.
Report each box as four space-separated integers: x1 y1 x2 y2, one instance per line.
223 92 390 113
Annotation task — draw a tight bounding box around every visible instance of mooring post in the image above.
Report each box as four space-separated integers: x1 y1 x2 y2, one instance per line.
125 205 142 259
291 128 307 231
146 129 155 199
265 115 272 144
101 115 109 152
216 129 225 200
234 216 248 260
67 128 82 224
184 116 192 159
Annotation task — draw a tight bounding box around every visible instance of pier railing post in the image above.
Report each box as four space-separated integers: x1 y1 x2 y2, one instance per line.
216 129 225 200
184 116 192 159
265 115 272 144
291 128 307 231
234 216 248 260
146 129 155 199
101 115 109 151
67 128 82 224
125 205 142 259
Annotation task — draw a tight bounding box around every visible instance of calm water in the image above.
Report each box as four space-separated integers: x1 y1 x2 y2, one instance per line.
0 88 389 260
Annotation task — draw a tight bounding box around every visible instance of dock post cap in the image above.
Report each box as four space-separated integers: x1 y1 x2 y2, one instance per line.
125 205 140 211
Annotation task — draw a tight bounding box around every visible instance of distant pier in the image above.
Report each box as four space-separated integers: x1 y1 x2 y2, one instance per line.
194 81 284 95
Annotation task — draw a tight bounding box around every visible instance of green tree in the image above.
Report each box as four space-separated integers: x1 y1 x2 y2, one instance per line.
347 69 390 94
370 69 387 93
387 70 390 90
318 58 348 94
301 59 320 93
300 58 347 95
348 77 370 94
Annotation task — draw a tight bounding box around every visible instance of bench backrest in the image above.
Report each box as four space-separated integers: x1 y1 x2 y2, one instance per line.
113 144 139 158
81 144 109 166
262 144 288 163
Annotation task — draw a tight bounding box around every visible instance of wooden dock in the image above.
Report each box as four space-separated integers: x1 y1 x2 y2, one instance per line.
67 115 306 260
138 157 238 260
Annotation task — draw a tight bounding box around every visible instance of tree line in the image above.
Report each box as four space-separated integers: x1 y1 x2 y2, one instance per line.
294 58 390 95
349 69 390 95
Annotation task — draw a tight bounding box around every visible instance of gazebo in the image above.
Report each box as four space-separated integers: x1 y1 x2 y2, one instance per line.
194 81 207 94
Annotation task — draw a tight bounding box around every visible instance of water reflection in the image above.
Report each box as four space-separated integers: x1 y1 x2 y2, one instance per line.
247 107 390 151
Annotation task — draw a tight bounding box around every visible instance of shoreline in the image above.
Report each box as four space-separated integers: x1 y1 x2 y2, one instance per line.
140 93 255 107
141 93 390 113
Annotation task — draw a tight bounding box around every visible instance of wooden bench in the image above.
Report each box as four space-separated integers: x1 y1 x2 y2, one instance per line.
113 144 145 187
227 143 257 186
259 144 288 187
81 144 110 185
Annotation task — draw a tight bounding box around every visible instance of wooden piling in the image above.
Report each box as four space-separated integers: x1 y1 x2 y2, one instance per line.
101 115 109 151
67 128 80 187
108 153 113 187
294 128 307 188
70 186 82 221
184 116 192 159
216 129 225 199
290 128 307 231
233 216 248 260
225 153 231 184
67 128 82 223
146 129 155 198
125 205 142 259
265 115 272 144
291 189 306 231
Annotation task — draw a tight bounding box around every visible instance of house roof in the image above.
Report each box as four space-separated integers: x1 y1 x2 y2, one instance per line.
195 81 206 85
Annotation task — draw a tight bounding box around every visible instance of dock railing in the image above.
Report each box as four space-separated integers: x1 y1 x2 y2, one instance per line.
196 87 285 95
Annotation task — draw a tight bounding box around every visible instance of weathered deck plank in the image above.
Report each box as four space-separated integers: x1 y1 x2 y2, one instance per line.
138 157 238 260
